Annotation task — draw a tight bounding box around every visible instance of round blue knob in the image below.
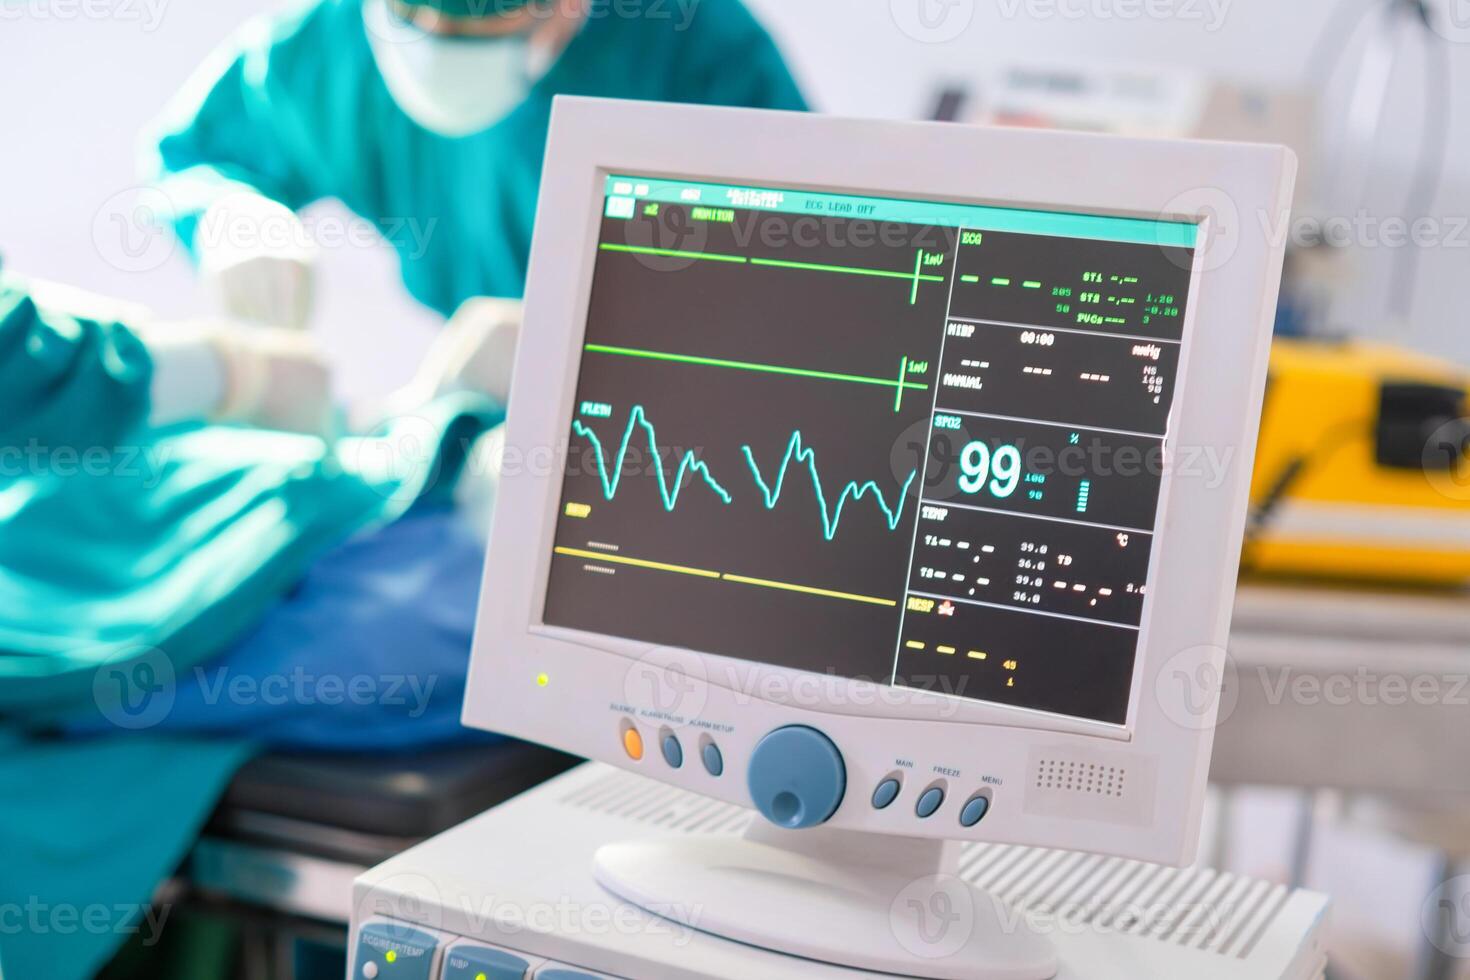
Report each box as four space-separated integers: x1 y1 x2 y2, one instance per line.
747 726 846 829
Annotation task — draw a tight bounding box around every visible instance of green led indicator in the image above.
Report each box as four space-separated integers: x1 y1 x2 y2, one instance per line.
961 274 980 283
991 277 1011 286
1022 280 1042 289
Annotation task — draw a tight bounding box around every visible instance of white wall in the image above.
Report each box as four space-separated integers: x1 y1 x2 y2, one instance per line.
1 0 1467 387
0 0 439 403
745 0 1470 360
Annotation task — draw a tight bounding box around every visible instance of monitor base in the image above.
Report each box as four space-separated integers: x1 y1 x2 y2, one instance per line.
593 822 1058 979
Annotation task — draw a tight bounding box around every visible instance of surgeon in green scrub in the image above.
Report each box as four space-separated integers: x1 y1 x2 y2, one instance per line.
148 0 804 395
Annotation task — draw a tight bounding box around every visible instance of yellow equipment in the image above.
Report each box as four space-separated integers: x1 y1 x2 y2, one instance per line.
1243 338 1470 585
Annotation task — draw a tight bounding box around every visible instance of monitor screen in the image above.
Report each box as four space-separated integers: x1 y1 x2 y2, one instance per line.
540 174 1198 726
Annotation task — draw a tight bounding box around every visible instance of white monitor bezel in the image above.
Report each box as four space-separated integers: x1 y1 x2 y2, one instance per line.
465 96 1294 864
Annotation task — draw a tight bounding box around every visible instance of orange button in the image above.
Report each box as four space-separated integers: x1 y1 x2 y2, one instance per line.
622 727 644 760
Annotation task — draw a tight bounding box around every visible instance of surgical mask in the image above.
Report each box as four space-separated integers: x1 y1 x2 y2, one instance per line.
365 0 542 137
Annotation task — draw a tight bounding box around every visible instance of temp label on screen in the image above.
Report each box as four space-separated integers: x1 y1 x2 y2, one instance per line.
540 174 1197 725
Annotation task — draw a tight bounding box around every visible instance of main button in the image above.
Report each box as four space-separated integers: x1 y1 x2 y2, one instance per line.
872 778 901 809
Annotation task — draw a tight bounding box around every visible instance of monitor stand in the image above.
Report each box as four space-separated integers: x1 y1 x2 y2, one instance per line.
594 822 1058 979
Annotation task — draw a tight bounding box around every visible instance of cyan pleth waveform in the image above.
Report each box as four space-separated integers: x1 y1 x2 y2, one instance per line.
573 406 732 511
574 406 917 539
742 432 916 542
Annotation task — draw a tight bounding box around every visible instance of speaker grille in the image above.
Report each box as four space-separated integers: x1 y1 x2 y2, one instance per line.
1035 758 1126 797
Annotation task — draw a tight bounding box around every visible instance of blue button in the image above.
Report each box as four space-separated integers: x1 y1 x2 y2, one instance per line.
871 778 901 809
960 795 990 828
353 922 438 980
916 786 945 818
442 944 530 980
661 734 683 768
747 726 846 829
701 742 724 776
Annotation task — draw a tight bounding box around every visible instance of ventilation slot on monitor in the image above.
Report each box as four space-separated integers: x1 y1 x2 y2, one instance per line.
1034 758 1126 798
1023 748 1155 826
956 843 1306 961
560 768 752 835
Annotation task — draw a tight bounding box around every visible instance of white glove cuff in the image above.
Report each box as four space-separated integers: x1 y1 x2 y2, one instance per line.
195 192 315 272
138 325 228 427
213 335 270 423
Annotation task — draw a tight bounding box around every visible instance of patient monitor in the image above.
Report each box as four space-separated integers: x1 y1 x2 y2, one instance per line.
465 96 1295 978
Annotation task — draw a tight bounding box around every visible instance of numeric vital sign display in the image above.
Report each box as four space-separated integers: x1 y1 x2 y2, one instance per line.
542 175 1197 724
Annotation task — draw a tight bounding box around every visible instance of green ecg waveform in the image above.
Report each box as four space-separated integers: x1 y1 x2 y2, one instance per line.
598 243 945 305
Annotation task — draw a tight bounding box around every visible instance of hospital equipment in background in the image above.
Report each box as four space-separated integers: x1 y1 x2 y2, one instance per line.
931 39 1470 589
1245 339 1470 584
347 97 1317 978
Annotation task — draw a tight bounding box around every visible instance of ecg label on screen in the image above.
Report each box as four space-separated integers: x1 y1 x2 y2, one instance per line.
742 432 918 542
573 406 732 511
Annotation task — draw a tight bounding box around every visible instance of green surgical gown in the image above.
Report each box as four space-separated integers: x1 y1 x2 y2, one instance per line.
148 0 807 314
0 278 498 980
